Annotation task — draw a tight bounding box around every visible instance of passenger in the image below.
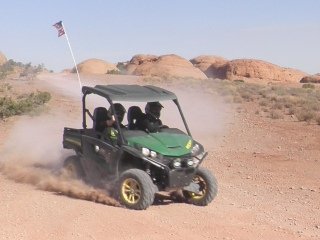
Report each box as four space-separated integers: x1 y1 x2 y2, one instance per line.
137 101 165 133
105 103 126 143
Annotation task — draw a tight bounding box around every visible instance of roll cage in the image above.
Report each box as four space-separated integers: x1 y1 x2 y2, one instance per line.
81 84 192 145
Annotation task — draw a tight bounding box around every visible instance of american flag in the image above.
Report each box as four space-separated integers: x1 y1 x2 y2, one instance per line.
53 21 65 37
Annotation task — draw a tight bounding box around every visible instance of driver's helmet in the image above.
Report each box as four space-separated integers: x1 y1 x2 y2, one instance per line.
145 102 163 119
109 103 126 123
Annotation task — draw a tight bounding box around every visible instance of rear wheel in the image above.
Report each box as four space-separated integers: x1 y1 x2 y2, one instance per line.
117 169 156 210
183 167 218 206
63 155 84 180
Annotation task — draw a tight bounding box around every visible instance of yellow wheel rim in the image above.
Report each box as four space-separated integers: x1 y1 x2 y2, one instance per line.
189 175 206 200
121 178 141 204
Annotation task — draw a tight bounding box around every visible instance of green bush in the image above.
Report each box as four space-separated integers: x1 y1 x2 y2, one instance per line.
0 91 51 118
0 60 45 80
106 69 121 75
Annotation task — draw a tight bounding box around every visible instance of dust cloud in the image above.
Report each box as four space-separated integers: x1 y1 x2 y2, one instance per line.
159 83 233 149
0 111 120 207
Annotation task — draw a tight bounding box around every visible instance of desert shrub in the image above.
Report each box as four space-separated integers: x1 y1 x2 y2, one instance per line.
0 60 45 80
0 61 14 80
0 83 12 92
294 110 315 123
116 62 127 74
302 83 315 89
106 69 121 75
233 95 243 103
0 91 51 118
259 99 269 107
271 102 284 110
234 79 245 83
270 110 283 119
288 107 295 115
240 91 253 101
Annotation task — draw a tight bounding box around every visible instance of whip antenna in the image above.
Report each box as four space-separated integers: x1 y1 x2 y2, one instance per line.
53 21 82 91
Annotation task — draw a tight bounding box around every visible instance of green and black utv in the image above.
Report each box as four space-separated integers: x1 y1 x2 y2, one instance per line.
63 84 217 210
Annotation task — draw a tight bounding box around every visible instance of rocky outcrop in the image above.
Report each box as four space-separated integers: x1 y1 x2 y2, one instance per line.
127 54 207 79
209 59 306 82
0 51 7 65
300 74 320 83
126 54 158 74
74 58 118 74
190 55 228 78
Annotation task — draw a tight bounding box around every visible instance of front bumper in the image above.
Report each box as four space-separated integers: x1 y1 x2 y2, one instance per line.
167 167 196 188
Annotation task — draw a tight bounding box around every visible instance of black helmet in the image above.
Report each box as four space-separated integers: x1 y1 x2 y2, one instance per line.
145 102 163 119
109 103 126 123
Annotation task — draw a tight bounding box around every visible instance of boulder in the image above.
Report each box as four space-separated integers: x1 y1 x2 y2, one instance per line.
300 74 320 83
75 58 118 74
128 54 207 79
190 55 228 78
213 59 306 82
0 51 7 65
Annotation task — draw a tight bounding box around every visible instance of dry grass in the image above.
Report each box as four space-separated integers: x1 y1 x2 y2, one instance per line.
203 79 320 124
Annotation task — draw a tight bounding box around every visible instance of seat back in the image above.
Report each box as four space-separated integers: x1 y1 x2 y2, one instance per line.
127 106 144 130
93 107 108 132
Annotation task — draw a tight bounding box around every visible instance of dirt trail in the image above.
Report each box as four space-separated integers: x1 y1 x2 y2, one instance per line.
0 73 319 240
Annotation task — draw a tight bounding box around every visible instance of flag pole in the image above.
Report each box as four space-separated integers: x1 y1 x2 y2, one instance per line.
61 22 82 91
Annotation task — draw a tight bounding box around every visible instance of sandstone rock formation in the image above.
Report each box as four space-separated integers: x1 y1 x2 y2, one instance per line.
126 54 158 74
0 51 7 65
190 55 228 78
300 74 320 83
205 59 306 82
127 54 207 79
74 58 118 74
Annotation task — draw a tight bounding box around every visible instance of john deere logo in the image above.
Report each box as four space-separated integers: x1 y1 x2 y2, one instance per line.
185 140 192 149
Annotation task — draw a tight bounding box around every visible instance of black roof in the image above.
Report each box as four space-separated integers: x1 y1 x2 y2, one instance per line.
82 84 177 102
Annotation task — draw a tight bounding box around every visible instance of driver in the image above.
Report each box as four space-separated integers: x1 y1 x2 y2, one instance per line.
137 101 164 133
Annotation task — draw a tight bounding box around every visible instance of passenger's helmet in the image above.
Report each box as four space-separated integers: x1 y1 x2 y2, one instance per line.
109 103 126 123
145 102 163 119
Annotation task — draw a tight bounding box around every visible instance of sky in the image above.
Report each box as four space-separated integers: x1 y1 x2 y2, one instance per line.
0 0 319 74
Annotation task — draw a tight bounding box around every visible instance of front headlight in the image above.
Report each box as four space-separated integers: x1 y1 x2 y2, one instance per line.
173 158 182 168
142 147 150 156
142 148 158 158
150 151 157 158
187 159 194 167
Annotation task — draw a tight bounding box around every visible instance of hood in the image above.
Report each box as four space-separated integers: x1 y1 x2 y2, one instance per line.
126 132 193 157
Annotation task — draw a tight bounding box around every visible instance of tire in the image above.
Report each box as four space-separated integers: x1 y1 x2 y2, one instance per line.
63 155 85 180
117 169 156 210
183 167 218 206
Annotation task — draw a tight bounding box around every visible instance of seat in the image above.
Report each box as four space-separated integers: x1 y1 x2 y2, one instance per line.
127 106 144 130
93 107 108 132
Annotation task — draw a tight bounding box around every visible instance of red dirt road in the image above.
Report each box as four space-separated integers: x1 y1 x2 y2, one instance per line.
0 74 319 240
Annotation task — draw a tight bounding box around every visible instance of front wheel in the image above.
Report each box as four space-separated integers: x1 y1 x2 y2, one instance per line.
183 167 218 206
117 169 156 210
